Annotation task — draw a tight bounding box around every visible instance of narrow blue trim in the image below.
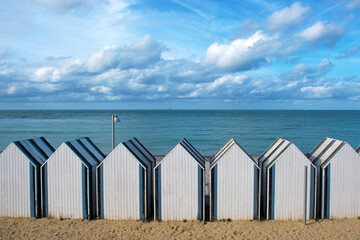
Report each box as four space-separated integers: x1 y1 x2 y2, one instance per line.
99 165 104 219
198 166 202 220
139 165 144 220
270 165 275 220
157 165 161 220
29 163 35 218
44 164 48 217
326 164 331 219
310 166 314 219
82 165 87 219
253 166 258 218
213 165 218 220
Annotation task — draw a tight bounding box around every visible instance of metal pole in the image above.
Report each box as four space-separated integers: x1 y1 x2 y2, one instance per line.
112 115 115 150
304 166 308 225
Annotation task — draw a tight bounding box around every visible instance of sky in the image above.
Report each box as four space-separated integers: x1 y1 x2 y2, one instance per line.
0 0 360 110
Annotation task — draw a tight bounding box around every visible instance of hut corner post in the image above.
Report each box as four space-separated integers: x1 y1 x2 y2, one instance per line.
304 166 308 225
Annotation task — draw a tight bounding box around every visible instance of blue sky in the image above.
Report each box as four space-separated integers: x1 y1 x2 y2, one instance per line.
1 0 360 109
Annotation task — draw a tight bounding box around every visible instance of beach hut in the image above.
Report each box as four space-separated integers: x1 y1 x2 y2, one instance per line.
154 138 205 221
0 137 54 217
308 137 360 219
210 138 260 220
98 138 155 220
259 138 316 220
42 137 105 219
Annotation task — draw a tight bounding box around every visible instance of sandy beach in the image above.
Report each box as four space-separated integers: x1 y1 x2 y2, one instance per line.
1 217 360 239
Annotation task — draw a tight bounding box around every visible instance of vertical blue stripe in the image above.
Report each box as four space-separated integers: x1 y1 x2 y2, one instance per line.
213 165 217 220
326 164 331 219
82 165 87 219
139 165 144 220
198 166 202 220
44 164 48 217
253 166 258 218
29 163 35 218
310 166 314 219
99 165 104 219
270 165 275 220
157 165 161 220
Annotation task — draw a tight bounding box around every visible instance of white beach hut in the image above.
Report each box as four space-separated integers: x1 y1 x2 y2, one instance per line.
308 137 360 219
259 138 316 220
210 138 260 220
98 138 155 220
0 137 54 217
154 138 205 221
42 137 105 219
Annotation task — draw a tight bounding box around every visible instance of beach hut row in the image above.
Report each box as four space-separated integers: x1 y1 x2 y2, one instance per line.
1 137 360 221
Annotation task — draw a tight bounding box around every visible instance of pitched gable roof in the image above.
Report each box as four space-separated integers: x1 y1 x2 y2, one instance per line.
308 137 346 167
13 137 55 167
259 138 292 168
122 137 155 168
65 137 104 167
210 138 256 168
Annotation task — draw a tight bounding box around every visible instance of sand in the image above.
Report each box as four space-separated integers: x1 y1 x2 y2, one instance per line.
1 217 360 239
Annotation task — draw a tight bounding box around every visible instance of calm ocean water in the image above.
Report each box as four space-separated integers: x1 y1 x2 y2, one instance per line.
0 110 359 156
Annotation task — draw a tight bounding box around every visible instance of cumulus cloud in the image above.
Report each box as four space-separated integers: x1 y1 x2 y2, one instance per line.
267 2 310 31
336 46 358 59
31 67 61 82
295 21 345 47
204 31 280 72
86 35 163 73
91 86 112 94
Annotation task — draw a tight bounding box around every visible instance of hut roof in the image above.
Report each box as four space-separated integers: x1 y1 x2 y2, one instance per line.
308 137 346 167
122 137 155 168
65 137 104 167
259 138 292 168
210 138 256 168
155 138 205 168
13 137 55 167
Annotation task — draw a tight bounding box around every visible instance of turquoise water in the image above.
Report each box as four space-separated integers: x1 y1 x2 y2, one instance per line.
0 110 359 156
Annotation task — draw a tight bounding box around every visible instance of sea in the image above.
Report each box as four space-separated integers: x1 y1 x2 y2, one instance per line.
0 110 359 156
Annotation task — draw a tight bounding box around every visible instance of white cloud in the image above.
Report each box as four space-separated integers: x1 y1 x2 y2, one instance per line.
267 2 310 31
295 21 344 46
90 86 112 94
300 86 333 98
32 67 61 82
206 75 246 92
7 86 16 94
204 31 280 72
86 35 163 73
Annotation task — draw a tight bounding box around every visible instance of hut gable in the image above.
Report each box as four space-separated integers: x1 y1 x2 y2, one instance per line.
44 137 104 219
210 138 259 220
308 137 360 219
155 138 205 221
260 138 315 220
0 137 54 218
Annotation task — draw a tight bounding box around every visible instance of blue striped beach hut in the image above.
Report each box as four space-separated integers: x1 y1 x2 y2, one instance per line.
97 138 155 220
154 138 205 221
210 138 260 220
259 138 316 220
42 137 105 219
0 137 54 217
308 137 360 219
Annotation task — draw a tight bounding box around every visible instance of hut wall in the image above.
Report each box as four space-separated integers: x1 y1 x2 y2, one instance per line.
158 145 202 220
0 143 31 217
46 143 84 219
270 145 314 220
327 144 360 218
100 144 140 220
213 145 257 220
